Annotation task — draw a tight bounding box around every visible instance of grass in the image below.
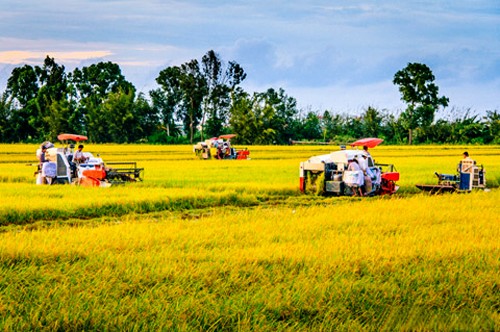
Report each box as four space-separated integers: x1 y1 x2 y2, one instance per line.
0 143 499 330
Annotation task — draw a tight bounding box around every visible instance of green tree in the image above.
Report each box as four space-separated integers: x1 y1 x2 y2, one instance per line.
0 93 13 141
179 60 207 143
6 64 39 141
157 60 207 143
255 88 298 144
301 112 322 140
72 62 134 142
229 91 259 144
101 88 136 143
483 110 500 144
200 50 246 138
35 56 69 140
149 88 179 138
134 92 159 142
393 62 449 144
362 106 383 138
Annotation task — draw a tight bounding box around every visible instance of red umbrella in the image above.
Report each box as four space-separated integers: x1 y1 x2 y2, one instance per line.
57 133 88 142
350 137 383 148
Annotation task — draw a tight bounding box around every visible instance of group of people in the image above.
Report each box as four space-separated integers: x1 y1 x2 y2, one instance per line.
213 139 233 159
345 145 377 197
37 143 89 180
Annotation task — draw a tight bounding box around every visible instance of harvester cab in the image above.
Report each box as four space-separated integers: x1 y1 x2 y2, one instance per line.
299 138 399 196
34 133 144 187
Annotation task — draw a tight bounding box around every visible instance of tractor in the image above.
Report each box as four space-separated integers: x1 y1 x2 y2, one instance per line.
193 134 250 160
416 157 486 194
34 133 144 187
299 138 399 196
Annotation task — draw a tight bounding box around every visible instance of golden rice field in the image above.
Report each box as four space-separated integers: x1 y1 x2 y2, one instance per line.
0 143 499 331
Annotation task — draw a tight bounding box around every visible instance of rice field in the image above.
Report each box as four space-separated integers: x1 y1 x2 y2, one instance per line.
0 143 499 330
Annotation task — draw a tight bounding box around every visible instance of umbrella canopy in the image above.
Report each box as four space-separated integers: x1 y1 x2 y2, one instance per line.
350 137 383 148
219 134 237 139
57 133 88 142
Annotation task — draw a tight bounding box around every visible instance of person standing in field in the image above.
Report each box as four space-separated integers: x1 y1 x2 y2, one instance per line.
346 158 364 196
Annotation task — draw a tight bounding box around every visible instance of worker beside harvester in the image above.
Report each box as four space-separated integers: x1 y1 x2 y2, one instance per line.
346 158 364 196
35 142 56 185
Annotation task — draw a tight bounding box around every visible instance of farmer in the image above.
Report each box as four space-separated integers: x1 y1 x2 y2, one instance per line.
363 145 371 157
346 158 364 196
459 151 474 173
73 144 88 164
361 154 373 194
37 145 48 168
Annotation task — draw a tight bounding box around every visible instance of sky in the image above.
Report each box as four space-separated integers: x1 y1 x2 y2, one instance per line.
0 0 499 116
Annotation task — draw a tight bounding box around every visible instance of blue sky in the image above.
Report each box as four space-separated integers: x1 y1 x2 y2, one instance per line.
0 0 498 115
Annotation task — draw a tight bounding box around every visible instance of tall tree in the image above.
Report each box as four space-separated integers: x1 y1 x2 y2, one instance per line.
362 106 383 138
201 50 246 138
35 56 69 140
6 64 39 140
255 88 298 144
72 62 134 141
0 93 13 141
149 88 179 137
483 110 500 144
393 62 449 144
179 60 207 143
101 88 137 143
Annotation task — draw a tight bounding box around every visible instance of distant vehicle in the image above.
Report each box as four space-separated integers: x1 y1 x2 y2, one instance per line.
34 133 143 187
193 134 250 160
416 158 486 194
299 138 399 196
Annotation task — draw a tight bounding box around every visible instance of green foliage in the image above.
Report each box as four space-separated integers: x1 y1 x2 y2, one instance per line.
393 62 449 144
0 56 498 145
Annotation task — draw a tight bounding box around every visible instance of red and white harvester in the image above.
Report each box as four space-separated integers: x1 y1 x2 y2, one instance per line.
193 134 250 160
299 138 399 196
35 133 143 187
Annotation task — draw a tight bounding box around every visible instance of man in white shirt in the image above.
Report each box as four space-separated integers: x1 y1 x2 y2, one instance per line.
73 144 88 164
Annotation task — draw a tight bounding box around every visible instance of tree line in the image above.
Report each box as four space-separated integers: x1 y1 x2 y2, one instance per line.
0 50 498 145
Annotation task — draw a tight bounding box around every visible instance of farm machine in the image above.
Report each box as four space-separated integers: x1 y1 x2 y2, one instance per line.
416 157 486 194
299 138 399 196
193 134 250 160
34 133 144 187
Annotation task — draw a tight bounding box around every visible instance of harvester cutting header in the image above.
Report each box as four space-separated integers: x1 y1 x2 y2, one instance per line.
299 138 399 196
35 133 143 187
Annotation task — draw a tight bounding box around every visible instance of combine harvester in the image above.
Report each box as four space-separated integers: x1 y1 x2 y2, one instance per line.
193 134 250 160
34 133 144 187
299 138 399 196
416 156 487 194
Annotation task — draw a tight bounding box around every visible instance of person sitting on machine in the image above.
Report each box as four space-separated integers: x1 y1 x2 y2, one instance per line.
73 144 89 164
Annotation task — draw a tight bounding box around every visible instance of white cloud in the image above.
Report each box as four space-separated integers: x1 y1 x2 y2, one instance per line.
0 0 498 113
